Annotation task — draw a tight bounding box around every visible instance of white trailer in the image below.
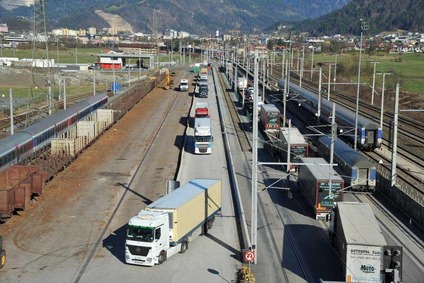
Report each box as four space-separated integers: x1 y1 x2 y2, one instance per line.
194 117 213 154
125 179 222 266
329 202 402 283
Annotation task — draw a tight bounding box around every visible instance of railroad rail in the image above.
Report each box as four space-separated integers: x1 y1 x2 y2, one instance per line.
234 62 424 205
216 67 312 282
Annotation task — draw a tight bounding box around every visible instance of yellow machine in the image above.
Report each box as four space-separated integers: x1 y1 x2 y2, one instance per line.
164 69 172 90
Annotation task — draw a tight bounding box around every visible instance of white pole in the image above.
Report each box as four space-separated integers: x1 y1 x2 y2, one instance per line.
333 53 338 90
282 50 285 80
371 61 379 105
93 71 96 96
310 47 314 80
48 83 52 115
380 73 386 133
9 88 14 135
391 83 399 187
354 21 365 150
63 78 67 110
287 119 291 172
327 64 332 100
318 65 322 120
251 49 259 263
300 46 304 88
329 103 336 203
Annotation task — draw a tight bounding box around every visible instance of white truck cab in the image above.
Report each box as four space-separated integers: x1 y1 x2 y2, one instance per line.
125 179 222 267
126 211 173 266
180 79 189 91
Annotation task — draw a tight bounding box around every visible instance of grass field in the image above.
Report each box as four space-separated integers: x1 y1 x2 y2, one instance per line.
301 52 424 94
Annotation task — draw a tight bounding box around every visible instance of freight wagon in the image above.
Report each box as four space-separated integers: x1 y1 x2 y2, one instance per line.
276 126 309 169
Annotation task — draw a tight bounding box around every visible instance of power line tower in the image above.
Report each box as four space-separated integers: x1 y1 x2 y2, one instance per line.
152 10 160 67
30 0 54 116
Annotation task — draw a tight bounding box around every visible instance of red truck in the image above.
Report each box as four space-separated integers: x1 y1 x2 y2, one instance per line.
195 102 209 118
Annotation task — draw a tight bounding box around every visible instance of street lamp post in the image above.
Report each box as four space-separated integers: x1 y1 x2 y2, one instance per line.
354 19 368 150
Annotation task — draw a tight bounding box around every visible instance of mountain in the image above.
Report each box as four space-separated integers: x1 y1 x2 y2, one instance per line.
0 0 351 34
277 0 424 36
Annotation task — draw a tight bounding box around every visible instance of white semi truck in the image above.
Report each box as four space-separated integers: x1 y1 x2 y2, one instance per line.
125 179 222 266
194 117 213 154
179 79 189 91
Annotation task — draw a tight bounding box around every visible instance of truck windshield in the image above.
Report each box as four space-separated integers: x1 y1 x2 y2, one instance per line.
195 136 212 142
127 225 155 242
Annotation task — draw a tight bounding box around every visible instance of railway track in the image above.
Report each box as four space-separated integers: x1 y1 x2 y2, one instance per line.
235 63 423 204
216 68 312 282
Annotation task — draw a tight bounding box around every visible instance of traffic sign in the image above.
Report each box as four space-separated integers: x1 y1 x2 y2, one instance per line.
243 250 255 262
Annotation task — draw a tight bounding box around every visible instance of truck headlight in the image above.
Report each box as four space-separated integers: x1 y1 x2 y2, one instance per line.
147 258 152 262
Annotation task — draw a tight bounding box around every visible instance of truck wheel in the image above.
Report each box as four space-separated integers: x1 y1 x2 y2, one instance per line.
207 219 213 230
179 241 188 254
208 220 215 230
0 250 5 269
158 251 166 265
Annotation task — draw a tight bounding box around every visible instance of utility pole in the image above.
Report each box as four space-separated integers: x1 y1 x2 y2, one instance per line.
317 64 322 122
371 61 380 105
354 19 368 150
391 83 400 187
300 45 305 88
329 103 337 201
93 71 96 96
9 89 14 135
333 53 338 90
378 72 391 135
251 49 259 263
327 63 332 100
63 78 67 110
310 47 315 80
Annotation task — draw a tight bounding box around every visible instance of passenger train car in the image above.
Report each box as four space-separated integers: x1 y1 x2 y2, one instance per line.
317 136 377 192
278 79 382 150
0 93 108 173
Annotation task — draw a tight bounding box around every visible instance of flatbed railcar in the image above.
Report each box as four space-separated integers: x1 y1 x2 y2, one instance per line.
278 79 382 151
276 126 309 169
0 93 108 173
317 136 377 192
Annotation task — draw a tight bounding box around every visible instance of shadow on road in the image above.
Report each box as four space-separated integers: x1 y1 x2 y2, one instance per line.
103 224 127 264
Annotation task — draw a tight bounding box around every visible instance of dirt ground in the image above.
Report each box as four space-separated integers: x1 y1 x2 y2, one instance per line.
0 73 169 238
